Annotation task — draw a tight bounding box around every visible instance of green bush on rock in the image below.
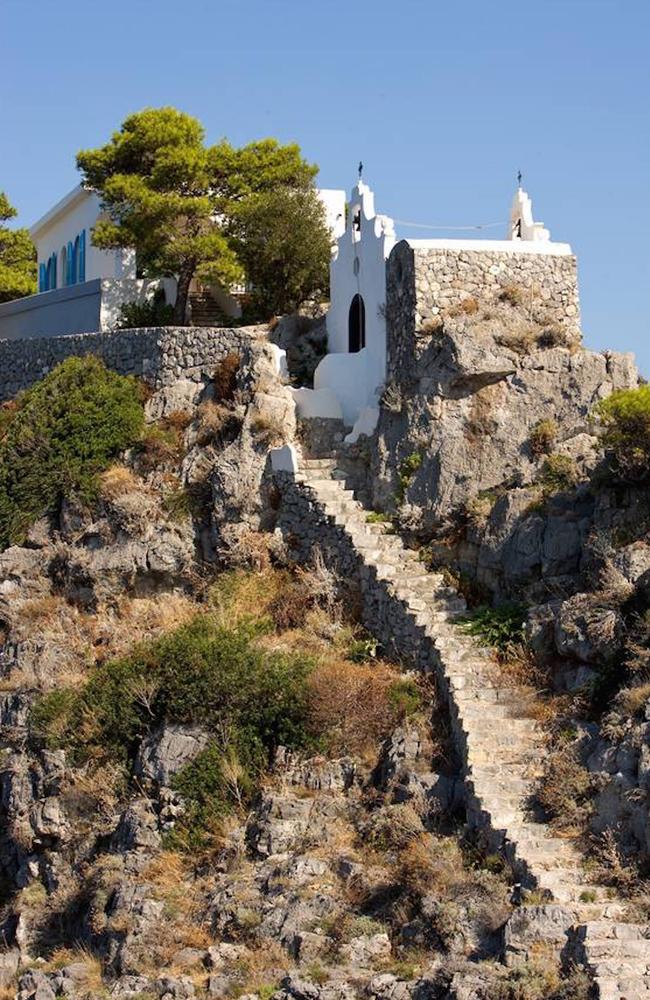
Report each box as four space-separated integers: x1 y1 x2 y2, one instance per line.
30 616 314 815
594 384 650 482
0 356 145 548
457 603 526 657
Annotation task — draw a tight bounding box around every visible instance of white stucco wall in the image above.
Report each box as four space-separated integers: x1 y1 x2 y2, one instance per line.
31 186 135 285
99 277 177 330
311 181 396 427
316 188 346 240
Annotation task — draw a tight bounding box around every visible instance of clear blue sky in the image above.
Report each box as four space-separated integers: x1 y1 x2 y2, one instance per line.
2 0 648 370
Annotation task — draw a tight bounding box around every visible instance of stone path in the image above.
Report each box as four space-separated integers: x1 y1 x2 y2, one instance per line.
293 453 650 1000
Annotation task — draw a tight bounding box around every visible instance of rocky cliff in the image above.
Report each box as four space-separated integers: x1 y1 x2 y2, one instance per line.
1 302 649 1000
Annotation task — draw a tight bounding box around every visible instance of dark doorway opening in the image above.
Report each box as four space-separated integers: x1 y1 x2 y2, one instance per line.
348 294 366 353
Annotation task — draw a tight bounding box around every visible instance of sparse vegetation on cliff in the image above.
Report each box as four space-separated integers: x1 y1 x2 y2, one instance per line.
594 384 650 481
0 356 144 549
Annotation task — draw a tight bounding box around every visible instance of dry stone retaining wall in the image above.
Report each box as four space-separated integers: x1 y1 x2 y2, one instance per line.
0 325 266 401
385 241 581 380
274 472 434 671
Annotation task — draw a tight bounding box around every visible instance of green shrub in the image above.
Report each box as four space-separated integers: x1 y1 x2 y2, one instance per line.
30 616 314 775
366 511 391 524
114 289 174 329
0 356 144 548
167 743 254 850
161 486 192 521
346 636 380 663
593 385 650 481
529 418 558 457
387 677 422 717
457 603 526 656
538 453 578 494
397 452 423 503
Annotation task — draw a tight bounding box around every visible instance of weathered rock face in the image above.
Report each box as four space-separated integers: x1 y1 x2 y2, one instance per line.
134 724 211 788
373 316 637 530
202 341 296 561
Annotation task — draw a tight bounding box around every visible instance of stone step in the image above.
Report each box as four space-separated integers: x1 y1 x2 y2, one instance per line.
462 717 540 737
537 879 612 905
306 479 353 494
468 758 544 779
459 702 533 721
591 959 650 976
506 840 584 864
457 687 536 707
468 773 533 796
595 978 650 1000
301 459 336 469
586 940 650 960
321 499 364 516
582 923 650 942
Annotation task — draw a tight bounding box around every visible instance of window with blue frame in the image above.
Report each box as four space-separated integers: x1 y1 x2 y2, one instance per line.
40 229 87 291
39 252 58 292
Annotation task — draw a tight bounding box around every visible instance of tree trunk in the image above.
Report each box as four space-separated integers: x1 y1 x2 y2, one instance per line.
173 267 193 325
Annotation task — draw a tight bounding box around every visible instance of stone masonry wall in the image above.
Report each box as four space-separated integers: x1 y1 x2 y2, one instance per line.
385 241 580 381
0 325 266 402
274 472 440 672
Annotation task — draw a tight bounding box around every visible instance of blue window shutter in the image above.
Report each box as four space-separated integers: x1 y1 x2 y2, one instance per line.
67 241 73 285
78 230 86 282
39 263 46 292
46 257 52 291
52 252 57 289
73 236 80 285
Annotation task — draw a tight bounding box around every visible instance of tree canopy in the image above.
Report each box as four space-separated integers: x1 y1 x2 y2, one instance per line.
77 108 331 323
0 192 37 303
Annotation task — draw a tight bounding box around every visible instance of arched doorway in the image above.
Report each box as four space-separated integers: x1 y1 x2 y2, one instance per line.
348 293 366 353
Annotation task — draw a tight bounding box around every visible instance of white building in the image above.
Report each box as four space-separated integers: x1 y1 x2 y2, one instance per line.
32 186 135 292
291 180 573 444
0 184 346 340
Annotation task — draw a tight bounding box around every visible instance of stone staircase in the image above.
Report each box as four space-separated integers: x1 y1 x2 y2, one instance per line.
292 451 650 1000
189 290 225 327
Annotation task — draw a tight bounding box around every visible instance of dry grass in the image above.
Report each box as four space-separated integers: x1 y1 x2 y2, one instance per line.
529 418 558 458
445 296 479 318
465 381 503 442
12 594 63 625
498 283 526 307
491 643 549 690
196 399 238 445
0 591 198 694
224 940 290 998
419 315 444 335
211 566 292 626
535 740 595 834
60 759 125 829
306 659 416 757
163 409 194 432
43 946 103 991
212 352 240 402
136 851 213 970
464 491 498 530
98 464 142 500
616 681 650 718
249 410 286 447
